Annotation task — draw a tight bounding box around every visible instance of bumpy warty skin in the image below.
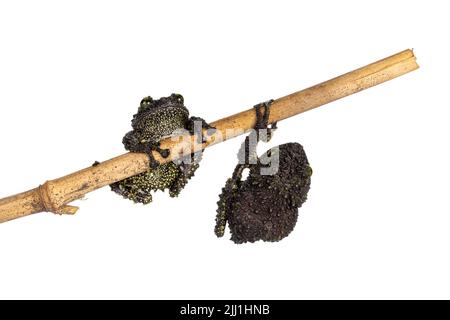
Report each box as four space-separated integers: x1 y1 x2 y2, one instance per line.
123 94 189 151
110 94 204 204
110 162 181 204
218 143 312 244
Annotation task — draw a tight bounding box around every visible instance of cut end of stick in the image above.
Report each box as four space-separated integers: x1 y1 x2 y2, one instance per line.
54 205 79 215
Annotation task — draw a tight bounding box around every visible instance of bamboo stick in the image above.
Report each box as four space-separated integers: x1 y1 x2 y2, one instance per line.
0 49 419 224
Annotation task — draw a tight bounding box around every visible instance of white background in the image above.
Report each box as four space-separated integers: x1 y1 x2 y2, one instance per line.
0 1 449 299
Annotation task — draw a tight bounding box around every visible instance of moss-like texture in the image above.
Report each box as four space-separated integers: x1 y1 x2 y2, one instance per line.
122 94 189 150
216 143 312 244
111 94 210 204
111 162 180 204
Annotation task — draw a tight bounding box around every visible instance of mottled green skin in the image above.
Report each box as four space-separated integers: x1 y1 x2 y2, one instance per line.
111 162 181 204
111 94 204 204
123 94 189 148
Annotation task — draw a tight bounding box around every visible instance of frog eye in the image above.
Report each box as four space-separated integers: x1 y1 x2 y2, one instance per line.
171 93 184 104
140 96 154 106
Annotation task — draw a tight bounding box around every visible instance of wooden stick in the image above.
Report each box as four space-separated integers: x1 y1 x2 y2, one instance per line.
0 49 419 224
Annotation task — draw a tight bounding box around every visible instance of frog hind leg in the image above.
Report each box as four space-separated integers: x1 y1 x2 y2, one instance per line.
214 164 247 237
166 115 214 195
169 151 203 197
214 100 276 239
110 173 154 204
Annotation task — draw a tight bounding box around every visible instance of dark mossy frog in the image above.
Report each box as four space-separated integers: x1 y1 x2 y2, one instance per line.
215 142 312 244
214 101 312 244
110 93 213 204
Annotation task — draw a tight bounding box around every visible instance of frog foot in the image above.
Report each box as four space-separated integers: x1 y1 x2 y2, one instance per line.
187 116 216 144
254 100 277 142
142 142 171 169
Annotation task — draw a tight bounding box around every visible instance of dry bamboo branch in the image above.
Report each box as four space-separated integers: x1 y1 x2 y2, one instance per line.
0 49 419 224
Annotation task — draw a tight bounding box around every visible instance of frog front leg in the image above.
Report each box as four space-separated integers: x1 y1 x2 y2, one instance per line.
143 142 171 169
129 140 170 169
186 116 216 144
